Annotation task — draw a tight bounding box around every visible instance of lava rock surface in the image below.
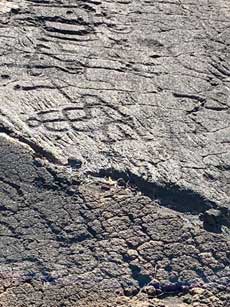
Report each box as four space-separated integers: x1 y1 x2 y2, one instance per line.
0 0 229 306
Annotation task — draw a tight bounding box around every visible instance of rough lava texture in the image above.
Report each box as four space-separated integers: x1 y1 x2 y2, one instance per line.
0 0 229 306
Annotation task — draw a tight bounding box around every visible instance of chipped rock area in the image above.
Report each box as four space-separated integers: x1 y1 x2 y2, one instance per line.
0 0 229 306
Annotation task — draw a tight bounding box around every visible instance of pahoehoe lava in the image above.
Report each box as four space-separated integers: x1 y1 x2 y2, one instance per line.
0 0 229 306
88 168 218 214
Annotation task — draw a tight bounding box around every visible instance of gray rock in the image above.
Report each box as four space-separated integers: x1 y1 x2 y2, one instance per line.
0 0 229 306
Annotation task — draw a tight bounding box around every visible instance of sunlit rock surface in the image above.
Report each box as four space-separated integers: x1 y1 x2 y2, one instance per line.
0 0 229 306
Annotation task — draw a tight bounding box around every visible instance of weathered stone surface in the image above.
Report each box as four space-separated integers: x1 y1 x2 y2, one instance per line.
0 0 229 306
0 134 229 306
